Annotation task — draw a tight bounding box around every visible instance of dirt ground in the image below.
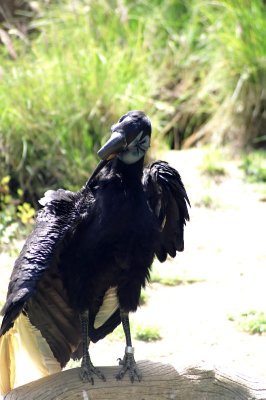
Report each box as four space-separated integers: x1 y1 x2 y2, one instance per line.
1 148 266 388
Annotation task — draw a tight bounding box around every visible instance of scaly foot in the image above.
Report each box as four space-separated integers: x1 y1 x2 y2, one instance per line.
80 358 106 385
116 350 142 383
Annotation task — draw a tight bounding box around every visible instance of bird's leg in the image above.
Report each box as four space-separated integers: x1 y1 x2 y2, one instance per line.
116 310 142 382
79 311 106 384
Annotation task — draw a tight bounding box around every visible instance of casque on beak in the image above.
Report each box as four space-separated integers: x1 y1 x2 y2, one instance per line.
97 131 127 160
86 110 150 188
85 130 127 187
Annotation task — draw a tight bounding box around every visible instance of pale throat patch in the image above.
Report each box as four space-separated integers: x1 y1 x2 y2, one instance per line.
118 131 150 164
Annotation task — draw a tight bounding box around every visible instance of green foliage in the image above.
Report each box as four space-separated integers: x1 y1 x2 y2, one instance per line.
0 175 35 247
0 0 265 200
195 194 220 209
150 265 202 286
241 151 266 183
17 202 35 225
109 323 125 341
200 150 227 178
150 272 187 286
257 185 266 202
169 0 266 147
139 289 148 306
135 325 162 342
0 0 190 199
229 310 266 335
109 320 162 342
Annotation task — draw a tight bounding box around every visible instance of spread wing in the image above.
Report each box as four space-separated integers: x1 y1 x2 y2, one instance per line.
142 161 190 262
0 185 120 367
0 189 87 336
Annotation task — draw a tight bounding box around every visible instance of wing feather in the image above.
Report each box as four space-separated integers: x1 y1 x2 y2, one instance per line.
142 161 190 262
0 189 82 336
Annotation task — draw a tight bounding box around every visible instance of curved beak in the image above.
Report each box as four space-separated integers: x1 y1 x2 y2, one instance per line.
85 130 127 189
97 131 127 160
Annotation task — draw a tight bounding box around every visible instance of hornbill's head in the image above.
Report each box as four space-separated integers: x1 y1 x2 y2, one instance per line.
98 110 151 164
87 111 151 184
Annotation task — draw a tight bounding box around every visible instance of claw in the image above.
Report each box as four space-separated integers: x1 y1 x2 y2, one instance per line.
116 353 142 382
80 360 106 384
117 357 124 365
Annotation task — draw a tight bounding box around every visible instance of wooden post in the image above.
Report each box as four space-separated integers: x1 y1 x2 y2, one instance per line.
4 360 266 400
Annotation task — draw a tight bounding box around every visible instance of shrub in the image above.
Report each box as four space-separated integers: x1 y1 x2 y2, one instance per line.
1 0 265 202
171 0 266 148
0 175 35 248
135 325 162 342
0 0 190 201
241 151 266 183
229 310 266 335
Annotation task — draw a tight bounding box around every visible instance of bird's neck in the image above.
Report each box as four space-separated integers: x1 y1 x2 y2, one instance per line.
114 157 144 183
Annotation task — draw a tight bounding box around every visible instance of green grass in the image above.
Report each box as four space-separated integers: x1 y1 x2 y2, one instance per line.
229 310 266 335
150 264 202 286
109 321 162 343
171 0 266 147
241 151 266 183
0 0 190 200
0 0 265 201
139 289 149 306
135 325 162 342
200 150 227 178
150 273 199 286
195 193 221 209
65 322 162 369
0 175 35 248
256 186 266 202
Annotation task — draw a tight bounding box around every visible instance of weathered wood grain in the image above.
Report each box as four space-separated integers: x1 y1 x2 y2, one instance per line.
4 360 266 400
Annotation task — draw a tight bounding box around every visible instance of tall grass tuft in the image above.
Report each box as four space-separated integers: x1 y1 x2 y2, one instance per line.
0 0 265 202
0 0 189 201
169 0 266 149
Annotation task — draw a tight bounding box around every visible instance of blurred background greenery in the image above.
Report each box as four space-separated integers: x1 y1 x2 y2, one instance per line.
0 0 265 243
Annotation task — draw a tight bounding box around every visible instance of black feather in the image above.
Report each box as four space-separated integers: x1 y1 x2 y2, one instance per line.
142 161 190 261
0 116 190 370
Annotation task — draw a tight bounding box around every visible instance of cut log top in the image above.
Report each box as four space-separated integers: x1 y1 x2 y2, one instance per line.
4 360 266 400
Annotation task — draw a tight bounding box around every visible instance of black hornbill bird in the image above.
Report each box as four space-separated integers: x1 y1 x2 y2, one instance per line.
0 111 190 394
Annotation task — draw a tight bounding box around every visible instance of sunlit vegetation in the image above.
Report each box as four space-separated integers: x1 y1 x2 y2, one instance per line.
229 310 266 335
179 0 266 149
241 151 266 183
0 0 265 203
135 325 162 342
139 289 149 306
0 175 35 249
195 193 221 209
150 272 200 286
150 264 203 286
109 321 162 342
200 149 227 178
0 0 190 201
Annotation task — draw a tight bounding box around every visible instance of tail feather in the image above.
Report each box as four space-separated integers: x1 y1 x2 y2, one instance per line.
0 313 61 396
